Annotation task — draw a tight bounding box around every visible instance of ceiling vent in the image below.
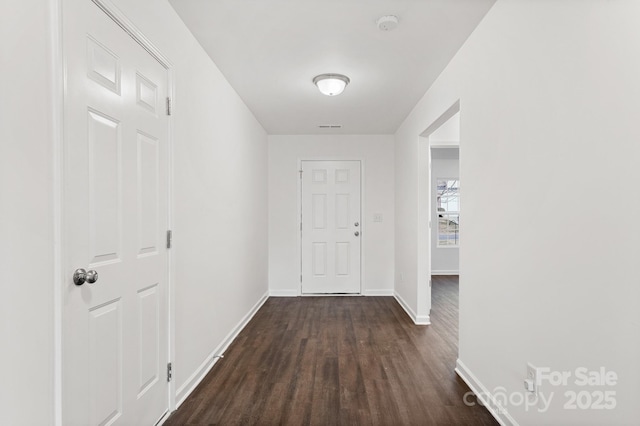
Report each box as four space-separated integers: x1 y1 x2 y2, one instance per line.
318 125 342 129
376 15 399 31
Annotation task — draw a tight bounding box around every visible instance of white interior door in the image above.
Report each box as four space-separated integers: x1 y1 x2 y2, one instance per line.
301 161 361 294
62 1 169 424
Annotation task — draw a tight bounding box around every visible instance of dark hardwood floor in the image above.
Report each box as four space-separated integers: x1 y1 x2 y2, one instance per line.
165 276 497 425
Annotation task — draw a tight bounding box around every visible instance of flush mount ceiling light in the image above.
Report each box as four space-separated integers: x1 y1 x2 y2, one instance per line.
313 74 350 96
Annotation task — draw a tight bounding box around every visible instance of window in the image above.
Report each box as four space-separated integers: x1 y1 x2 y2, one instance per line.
436 179 459 247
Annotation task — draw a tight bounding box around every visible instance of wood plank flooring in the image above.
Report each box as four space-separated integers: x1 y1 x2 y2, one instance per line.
165 276 497 425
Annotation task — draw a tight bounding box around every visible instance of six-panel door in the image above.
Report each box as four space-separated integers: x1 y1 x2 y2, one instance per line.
301 161 362 294
63 1 169 424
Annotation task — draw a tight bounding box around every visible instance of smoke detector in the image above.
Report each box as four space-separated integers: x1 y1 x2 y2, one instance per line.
376 15 399 31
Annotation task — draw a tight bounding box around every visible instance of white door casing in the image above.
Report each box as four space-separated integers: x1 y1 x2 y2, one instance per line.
301 161 362 294
62 1 170 424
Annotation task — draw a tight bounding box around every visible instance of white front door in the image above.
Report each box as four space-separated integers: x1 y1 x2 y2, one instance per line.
301 161 361 294
62 1 169 424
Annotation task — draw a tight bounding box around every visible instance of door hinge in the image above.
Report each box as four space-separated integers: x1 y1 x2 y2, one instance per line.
300 275 302 283
167 362 172 382
166 230 173 249
299 169 303 179
166 97 172 116
300 222 302 231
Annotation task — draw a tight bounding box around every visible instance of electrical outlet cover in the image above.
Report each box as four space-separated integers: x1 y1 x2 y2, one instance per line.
527 363 539 393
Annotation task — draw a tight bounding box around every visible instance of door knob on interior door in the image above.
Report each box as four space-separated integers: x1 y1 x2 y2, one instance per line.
73 268 99 285
86 270 99 284
354 231 360 237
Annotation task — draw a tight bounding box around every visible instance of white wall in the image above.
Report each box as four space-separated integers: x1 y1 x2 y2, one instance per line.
395 0 640 424
431 149 459 274
108 0 268 402
1 1 55 424
269 135 394 296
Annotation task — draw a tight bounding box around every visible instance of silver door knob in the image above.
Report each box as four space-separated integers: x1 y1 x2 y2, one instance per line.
86 270 99 284
354 231 360 237
73 268 99 285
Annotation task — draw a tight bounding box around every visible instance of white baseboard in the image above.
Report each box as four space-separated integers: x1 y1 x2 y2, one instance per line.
455 359 518 426
362 289 394 296
269 289 299 297
270 289 395 297
155 410 171 426
431 270 459 276
415 314 430 324
393 291 431 325
175 291 269 407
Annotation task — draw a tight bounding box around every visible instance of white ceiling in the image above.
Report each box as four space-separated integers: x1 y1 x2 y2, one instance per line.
168 0 495 135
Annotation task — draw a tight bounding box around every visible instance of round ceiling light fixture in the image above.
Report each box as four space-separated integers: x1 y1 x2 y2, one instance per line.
313 74 350 96
376 15 399 31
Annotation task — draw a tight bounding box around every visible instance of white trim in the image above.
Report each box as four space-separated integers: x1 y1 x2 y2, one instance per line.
417 100 461 328
420 101 461 138
417 135 432 320
430 142 460 148
155 410 171 426
175 291 269 407
269 289 299 297
91 0 172 68
455 359 519 426
50 0 64 424
431 270 459 276
394 291 431 325
301 293 361 297
362 289 394 296
166 47 177 415
415 314 430 324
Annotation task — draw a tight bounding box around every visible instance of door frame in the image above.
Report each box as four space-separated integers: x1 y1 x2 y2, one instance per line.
417 100 460 325
53 1 176 424
298 158 364 296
